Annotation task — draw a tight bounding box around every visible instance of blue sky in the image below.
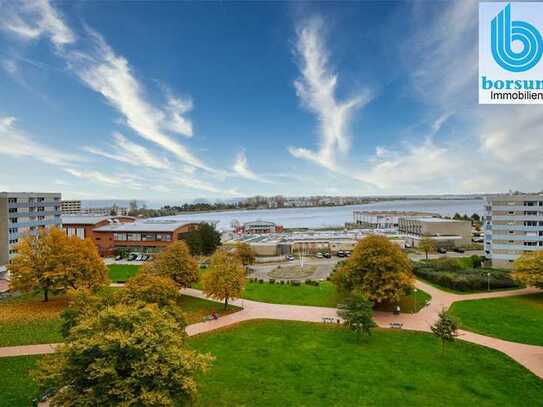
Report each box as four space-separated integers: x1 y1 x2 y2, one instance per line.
0 0 541 201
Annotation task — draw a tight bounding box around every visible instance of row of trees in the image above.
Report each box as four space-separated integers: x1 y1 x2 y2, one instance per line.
6 226 249 405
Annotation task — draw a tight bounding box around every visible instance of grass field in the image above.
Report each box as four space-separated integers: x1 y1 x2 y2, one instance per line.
242 281 340 307
0 294 66 347
449 293 543 346
0 291 240 346
107 264 140 282
242 281 431 312
4 321 542 406
0 356 40 406
189 321 543 406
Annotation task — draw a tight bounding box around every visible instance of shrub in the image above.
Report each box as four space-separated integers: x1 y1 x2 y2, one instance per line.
291 280 301 286
269 279 275 284
305 279 312 285
258 279 264 284
413 261 518 292
280 280 285 285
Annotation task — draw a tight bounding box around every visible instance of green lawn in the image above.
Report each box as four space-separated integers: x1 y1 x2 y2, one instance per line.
189 321 543 406
107 264 140 282
3 321 542 406
374 288 431 313
0 291 240 346
0 356 41 406
242 281 340 307
242 281 431 313
449 293 543 346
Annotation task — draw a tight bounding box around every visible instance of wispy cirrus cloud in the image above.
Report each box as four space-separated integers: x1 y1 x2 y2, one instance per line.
0 0 75 47
84 132 170 170
0 116 79 166
65 29 211 171
232 150 274 184
63 168 123 186
289 17 372 171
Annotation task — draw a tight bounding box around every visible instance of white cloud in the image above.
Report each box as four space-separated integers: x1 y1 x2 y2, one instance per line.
289 17 371 171
66 29 210 171
0 116 79 166
64 168 124 186
0 0 75 46
232 150 273 183
84 132 170 170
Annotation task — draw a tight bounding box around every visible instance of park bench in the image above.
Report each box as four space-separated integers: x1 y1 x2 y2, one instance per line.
321 317 338 324
389 322 403 329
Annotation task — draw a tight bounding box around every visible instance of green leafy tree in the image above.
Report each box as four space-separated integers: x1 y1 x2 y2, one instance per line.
142 241 199 288
36 303 212 406
338 293 376 339
8 227 108 301
332 235 415 304
512 251 543 289
184 223 221 256
431 309 458 354
419 237 437 260
202 248 245 309
235 242 256 266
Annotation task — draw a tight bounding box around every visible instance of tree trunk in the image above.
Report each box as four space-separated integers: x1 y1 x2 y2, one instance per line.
425 251 429 260
43 287 49 302
224 297 229 310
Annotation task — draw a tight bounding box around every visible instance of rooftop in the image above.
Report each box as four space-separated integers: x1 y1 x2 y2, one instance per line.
403 217 468 223
93 219 205 232
62 215 134 225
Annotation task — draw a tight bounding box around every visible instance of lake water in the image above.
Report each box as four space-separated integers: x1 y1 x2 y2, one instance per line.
159 199 485 230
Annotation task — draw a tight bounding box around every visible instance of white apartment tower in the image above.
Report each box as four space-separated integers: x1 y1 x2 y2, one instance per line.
0 192 62 267
484 194 543 268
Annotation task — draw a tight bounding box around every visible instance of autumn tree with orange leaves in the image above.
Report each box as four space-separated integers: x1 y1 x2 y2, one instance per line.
8 227 108 301
333 235 414 304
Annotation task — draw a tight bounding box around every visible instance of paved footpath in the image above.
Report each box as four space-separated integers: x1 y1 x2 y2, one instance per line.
1 282 542 380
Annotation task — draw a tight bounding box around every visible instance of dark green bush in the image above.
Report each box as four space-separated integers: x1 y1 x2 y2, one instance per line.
269 279 275 284
414 261 518 292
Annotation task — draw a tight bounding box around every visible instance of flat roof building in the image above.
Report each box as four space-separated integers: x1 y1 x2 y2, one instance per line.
398 216 471 248
484 194 543 268
92 219 205 256
61 200 81 214
62 215 135 241
0 192 62 266
238 220 283 234
351 211 438 231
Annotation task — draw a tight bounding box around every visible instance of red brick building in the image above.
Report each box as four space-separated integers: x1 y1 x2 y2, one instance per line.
92 219 202 256
62 215 136 241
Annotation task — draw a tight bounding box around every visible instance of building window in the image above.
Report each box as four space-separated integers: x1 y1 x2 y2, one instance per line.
8 208 17 213
9 239 18 244
141 233 156 241
157 233 171 241
114 233 127 241
8 198 17 204
9 218 17 223
127 233 141 241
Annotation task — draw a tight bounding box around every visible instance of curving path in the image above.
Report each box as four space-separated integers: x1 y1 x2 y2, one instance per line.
1 282 542 380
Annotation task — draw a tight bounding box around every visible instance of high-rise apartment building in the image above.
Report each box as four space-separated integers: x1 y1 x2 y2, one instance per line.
484 194 543 268
0 192 62 266
61 200 82 214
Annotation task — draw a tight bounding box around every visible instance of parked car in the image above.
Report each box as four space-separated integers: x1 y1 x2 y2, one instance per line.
127 253 137 261
345 251 352 257
437 247 447 254
453 247 465 253
286 255 295 261
322 252 331 258
115 255 122 261
316 252 324 258
336 251 345 257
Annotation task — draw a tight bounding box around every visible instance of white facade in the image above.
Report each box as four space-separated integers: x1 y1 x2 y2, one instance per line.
485 194 543 268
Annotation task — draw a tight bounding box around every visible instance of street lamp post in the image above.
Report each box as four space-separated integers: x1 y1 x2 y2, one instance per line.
487 272 491 292
413 288 418 313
